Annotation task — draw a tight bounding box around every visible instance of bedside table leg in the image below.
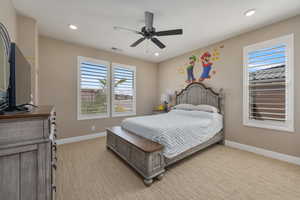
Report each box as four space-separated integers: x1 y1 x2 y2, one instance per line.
143 178 153 186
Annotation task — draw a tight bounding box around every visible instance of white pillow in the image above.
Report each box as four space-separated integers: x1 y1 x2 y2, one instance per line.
194 104 218 113
173 104 196 111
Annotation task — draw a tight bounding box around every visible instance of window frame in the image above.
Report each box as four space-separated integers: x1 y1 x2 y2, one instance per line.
111 63 137 117
243 34 294 132
77 56 111 120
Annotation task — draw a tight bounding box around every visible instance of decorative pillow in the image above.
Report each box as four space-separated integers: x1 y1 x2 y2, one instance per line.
194 104 219 113
173 104 196 111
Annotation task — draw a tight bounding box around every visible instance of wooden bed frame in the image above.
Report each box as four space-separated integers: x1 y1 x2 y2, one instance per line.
106 82 225 186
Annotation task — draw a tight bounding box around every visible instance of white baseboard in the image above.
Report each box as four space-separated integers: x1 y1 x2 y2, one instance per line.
56 132 106 145
225 140 300 166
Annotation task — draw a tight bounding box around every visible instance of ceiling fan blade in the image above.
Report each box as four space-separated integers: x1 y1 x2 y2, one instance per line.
151 37 166 49
155 29 183 36
145 11 154 31
130 37 146 47
113 26 141 35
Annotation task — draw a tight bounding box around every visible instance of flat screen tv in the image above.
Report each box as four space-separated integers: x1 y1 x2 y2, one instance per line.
7 43 32 111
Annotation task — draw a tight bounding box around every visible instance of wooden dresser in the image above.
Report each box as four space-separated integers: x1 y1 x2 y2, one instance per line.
0 106 57 200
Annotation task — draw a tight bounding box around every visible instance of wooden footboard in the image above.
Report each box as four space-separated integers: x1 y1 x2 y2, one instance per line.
106 127 165 186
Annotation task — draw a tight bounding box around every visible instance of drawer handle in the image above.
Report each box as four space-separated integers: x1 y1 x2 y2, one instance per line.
52 145 57 151
54 157 58 162
52 185 57 192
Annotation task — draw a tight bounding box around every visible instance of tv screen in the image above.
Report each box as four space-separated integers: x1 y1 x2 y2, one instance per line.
8 43 31 110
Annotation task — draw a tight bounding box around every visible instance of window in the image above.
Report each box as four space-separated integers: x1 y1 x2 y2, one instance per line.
112 63 136 117
78 57 110 120
243 34 294 132
77 57 137 120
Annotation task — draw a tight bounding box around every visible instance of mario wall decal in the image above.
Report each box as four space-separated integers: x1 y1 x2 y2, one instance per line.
199 52 216 81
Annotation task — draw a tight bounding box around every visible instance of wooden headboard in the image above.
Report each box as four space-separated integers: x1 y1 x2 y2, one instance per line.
175 82 225 114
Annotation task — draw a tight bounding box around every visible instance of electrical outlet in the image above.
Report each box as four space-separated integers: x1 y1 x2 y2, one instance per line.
91 125 96 131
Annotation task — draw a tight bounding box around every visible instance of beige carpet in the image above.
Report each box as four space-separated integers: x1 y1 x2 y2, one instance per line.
57 137 300 200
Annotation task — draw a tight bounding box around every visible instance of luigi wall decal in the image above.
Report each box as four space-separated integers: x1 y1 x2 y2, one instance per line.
185 55 197 83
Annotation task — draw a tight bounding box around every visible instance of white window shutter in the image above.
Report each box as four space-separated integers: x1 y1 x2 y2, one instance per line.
78 57 110 120
243 34 294 132
111 64 136 117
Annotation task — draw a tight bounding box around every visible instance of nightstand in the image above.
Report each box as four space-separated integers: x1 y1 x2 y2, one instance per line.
152 110 168 115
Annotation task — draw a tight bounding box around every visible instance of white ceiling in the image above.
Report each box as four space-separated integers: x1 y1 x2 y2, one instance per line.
13 0 300 63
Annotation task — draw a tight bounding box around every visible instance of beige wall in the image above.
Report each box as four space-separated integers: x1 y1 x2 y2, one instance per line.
39 36 158 139
158 15 300 157
0 0 17 42
17 15 39 105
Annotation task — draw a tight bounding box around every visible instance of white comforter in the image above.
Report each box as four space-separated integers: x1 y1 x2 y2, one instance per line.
121 110 223 158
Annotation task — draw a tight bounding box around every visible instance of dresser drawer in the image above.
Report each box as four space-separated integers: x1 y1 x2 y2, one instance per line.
0 119 46 145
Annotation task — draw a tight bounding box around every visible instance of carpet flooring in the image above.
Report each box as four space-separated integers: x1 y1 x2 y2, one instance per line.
57 137 300 200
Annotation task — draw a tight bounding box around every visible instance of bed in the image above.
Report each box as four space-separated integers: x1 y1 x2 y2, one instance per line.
106 82 225 186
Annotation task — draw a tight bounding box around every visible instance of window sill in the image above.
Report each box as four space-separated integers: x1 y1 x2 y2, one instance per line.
243 120 294 133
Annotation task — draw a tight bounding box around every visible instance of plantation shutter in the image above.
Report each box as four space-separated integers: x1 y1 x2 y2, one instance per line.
243 35 294 132
247 45 287 121
79 58 109 118
112 64 136 116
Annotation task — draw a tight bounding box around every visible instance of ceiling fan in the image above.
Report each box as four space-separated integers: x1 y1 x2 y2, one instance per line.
114 11 183 49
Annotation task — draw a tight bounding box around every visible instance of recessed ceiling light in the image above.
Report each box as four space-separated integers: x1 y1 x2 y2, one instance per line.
69 24 78 30
154 52 160 57
244 9 256 17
